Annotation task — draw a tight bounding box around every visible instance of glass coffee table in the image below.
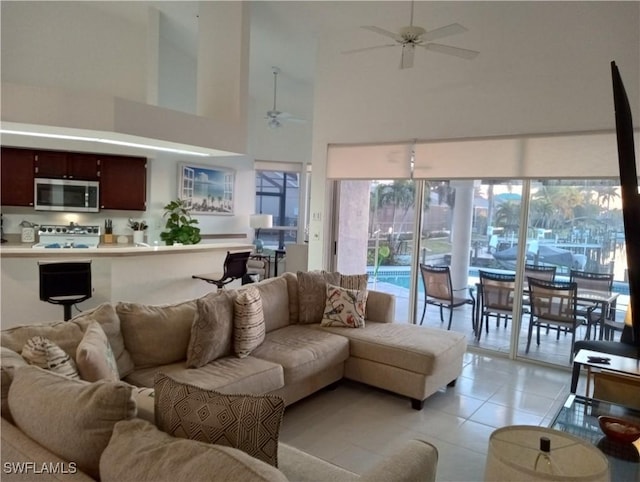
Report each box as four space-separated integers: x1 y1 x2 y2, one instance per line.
551 394 639 481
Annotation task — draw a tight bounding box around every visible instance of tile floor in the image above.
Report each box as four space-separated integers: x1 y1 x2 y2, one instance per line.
279 352 586 482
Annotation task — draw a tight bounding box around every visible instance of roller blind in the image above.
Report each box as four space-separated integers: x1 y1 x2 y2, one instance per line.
326 142 412 179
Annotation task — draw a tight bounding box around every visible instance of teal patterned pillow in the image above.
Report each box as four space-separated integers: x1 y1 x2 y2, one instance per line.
321 284 368 328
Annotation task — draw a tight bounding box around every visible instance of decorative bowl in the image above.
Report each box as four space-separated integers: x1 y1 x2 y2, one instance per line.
598 416 640 444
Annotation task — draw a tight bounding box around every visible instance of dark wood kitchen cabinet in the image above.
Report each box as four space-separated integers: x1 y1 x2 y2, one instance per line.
34 150 99 180
1 147 35 206
98 155 147 211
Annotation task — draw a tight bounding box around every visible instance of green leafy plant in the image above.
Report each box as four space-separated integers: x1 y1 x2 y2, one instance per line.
374 245 391 278
159 199 201 245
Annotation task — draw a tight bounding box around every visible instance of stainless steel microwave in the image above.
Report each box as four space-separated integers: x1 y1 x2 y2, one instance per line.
34 178 100 212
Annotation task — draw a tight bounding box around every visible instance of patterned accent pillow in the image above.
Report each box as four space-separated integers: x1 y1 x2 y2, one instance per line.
340 273 369 290
233 286 265 358
321 284 368 328
297 270 341 324
187 290 237 368
75 321 119 382
154 373 285 467
21 336 80 379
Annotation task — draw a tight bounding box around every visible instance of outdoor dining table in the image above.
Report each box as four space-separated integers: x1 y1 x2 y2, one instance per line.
473 283 619 342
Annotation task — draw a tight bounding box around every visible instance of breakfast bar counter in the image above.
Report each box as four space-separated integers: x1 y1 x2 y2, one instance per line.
1 242 254 328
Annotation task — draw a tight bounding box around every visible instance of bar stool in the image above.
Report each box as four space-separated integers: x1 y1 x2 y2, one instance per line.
38 260 92 321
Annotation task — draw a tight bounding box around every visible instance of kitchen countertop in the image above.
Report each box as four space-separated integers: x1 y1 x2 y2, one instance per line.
0 241 255 258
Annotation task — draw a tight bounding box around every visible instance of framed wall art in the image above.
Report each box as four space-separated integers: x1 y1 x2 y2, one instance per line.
178 163 235 215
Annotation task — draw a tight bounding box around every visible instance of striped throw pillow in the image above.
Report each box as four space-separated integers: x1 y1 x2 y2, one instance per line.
233 286 265 358
21 336 80 379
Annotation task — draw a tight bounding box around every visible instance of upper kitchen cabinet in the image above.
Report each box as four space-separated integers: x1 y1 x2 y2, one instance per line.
1 147 35 207
34 150 100 180
99 155 147 211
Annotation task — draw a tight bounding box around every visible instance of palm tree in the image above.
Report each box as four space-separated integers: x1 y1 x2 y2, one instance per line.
494 200 521 234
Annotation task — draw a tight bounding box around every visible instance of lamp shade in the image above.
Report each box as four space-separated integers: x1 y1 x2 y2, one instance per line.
485 426 609 482
250 214 273 229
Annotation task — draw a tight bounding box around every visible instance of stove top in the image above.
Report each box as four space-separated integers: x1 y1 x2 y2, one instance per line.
34 224 101 249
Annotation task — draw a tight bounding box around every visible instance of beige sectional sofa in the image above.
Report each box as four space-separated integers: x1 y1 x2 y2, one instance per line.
1 270 466 481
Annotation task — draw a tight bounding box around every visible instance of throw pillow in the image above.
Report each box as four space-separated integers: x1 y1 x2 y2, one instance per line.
1 347 28 423
340 273 369 291
8 365 136 479
21 336 80 379
76 321 119 382
186 290 237 368
321 284 368 328
116 299 197 368
100 419 288 482
154 373 285 467
233 286 265 358
297 270 341 324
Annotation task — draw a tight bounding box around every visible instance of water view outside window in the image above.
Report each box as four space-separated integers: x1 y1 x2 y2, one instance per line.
335 178 629 367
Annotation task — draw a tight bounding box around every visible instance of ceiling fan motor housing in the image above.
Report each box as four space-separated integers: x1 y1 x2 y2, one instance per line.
400 26 426 43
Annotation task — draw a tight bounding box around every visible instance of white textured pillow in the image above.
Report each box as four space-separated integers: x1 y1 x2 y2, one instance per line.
321 284 368 328
76 321 119 382
233 286 265 358
21 336 80 379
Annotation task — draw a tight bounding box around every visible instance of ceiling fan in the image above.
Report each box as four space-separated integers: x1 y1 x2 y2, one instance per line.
265 67 306 129
343 1 479 69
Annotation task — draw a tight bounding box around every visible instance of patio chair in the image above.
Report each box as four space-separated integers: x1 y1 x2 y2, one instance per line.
478 271 517 340
192 251 251 289
523 264 556 282
570 270 614 340
526 278 580 362
419 264 475 330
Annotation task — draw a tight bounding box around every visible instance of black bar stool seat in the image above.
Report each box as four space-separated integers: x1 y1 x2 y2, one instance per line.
38 261 92 321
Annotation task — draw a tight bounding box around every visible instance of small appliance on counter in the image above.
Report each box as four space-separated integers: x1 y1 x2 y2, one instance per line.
32 223 101 249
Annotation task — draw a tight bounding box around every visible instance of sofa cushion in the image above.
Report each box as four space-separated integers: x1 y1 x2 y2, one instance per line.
155 373 285 467
282 272 300 324
234 286 265 358
0 347 28 423
76 321 119 382
251 325 350 385
71 303 135 378
100 419 288 482
124 356 285 395
1 320 83 361
297 271 341 324
317 321 467 375
340 273 369 290
187 290 237 368
321 284 368 328
117 299 197 368
8 366 136 479
250 276 291 332
21 336 80 379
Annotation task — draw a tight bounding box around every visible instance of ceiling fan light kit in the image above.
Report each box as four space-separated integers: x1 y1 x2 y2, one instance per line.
344 1 479 69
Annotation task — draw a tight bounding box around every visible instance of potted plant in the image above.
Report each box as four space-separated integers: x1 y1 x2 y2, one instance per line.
128 219 148 244
160 199 201 246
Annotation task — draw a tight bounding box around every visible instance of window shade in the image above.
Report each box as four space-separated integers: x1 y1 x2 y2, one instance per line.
326 143 412 179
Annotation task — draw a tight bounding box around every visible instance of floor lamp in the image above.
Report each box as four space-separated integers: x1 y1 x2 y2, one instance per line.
250 214 273 253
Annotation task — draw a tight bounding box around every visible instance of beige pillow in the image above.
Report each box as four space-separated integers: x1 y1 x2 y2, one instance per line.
8 366 136 479
297 271 341 324
187 290 237 368
100 419 288 482
154 373 285 467
117 300 197 368
340 273 369 290
72 303 134 378
233 286 265 358
21 336 80 379
321 284 368 328
1 347 28 423
76 321 119 382
1 320 83 360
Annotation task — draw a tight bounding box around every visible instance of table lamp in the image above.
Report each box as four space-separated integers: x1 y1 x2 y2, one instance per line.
250 214 272 253
485 425 609 482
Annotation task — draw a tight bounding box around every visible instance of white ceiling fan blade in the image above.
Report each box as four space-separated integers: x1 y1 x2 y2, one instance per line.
400 44 415 69
342 43 396 55
422 42 479 59
422 23 468 42
361 25 403 42
278 112 307 123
